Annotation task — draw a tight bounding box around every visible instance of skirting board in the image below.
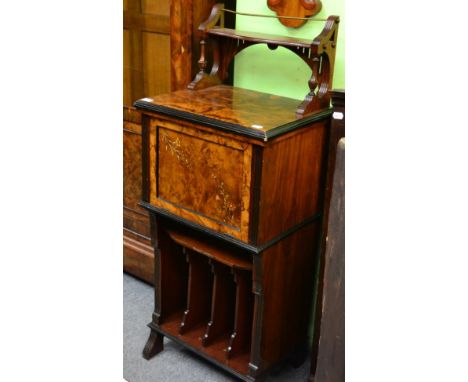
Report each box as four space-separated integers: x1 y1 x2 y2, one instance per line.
123 228 154 284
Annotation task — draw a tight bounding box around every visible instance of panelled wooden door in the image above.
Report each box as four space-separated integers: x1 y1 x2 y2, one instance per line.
123 0 235 283
123 0 171 107
123 0 171 283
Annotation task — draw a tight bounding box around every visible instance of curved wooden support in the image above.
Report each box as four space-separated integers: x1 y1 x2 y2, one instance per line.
227 268 253 359
189 4 340 117
297 15 339 117
142 329 164 360
202 260 235 347
188 4 225 90
199 3 225 32
179 250 212 335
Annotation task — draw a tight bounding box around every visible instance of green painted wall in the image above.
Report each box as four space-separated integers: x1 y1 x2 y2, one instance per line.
234 0 345 100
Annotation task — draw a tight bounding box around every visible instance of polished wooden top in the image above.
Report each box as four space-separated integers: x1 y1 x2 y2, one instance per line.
134 85 332 141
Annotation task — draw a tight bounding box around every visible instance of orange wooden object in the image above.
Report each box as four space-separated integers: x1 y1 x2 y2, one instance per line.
268 0 322 28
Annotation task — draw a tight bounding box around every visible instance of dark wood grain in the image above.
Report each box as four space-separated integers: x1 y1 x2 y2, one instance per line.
202 261 236 347
208 27 313 48
148 223 253 378
155 224 188 323
257 121 329 244
156 314 251 377
142 329 164 359
179 249 213 335
310 90 345 377
310 138 345 382
187 5 339 115
168 230 252 271
256 223 320 371
227 268 253 359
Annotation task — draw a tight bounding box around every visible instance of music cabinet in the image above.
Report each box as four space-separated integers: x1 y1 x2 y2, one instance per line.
134 4 339 381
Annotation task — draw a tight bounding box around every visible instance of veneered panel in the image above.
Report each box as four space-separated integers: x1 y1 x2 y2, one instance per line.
158 127 243 227
149 118 253 241
142 32 171 97
142 0 170 16
123 122 143 211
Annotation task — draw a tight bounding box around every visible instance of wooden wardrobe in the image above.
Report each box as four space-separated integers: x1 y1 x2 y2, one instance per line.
123 0 236 283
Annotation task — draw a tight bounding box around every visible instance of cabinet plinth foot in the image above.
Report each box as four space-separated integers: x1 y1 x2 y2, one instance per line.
142 329 164 360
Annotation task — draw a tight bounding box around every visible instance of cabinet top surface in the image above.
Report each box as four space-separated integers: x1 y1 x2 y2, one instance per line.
134 85 332 141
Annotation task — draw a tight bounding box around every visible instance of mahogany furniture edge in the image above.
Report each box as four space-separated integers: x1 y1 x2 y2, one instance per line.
309 89 345 379
309 138 345 382
133 96 333 142
139 201 322 255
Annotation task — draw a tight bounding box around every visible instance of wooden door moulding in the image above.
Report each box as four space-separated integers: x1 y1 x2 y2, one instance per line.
124 12 171 34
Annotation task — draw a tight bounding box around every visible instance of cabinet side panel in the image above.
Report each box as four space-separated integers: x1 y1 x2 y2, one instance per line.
258 121 327 244
259 222 320 368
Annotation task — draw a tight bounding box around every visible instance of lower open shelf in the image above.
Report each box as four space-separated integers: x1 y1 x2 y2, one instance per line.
155 228 255 377
160 311 251 376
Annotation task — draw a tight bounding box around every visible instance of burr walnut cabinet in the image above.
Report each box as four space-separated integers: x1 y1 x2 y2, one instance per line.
134 4 339 381
135 84 333 381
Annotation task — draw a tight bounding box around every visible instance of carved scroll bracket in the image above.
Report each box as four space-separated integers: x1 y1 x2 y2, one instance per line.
188 4 340 117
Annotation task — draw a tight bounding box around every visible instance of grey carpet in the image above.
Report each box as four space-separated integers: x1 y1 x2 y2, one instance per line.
124 273 310 382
